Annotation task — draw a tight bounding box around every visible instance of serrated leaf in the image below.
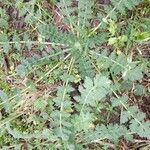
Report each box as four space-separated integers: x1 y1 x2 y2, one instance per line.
77 75 111 108
123 66 143 81
0 90 12 112
16 64 28 77
111 96 128 108
72 112 94 132
13 33 21 51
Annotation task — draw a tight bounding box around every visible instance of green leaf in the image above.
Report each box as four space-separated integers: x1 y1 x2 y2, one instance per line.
72 112 94 132
13 33 21 51
0 90 8 101
0 18 8 28
120 106 138 124
76 75 111 108
108 37 118 45
86 124 131 143
26 80 37 92
108 20 118 36
123 66 143 81
16 64 28 78
134 84 145 96
0 33 10 53
134 32 150 42
0 90 12 112
34 98 48 111
23 33 32 50
111 96 128 108
121 81 133 91
120 105 150 138
78 0 94 29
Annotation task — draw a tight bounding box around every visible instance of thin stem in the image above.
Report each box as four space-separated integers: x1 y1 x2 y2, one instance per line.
0 41 69 47
80 86 95 114
59 57 74 136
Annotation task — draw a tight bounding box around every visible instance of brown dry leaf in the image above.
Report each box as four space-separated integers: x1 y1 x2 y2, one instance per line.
16 88 42 114
7 6 26 29
42 0 71 31
91 18 100 28
52 6 71 31
15 82 60 114
98 0 111 4
138 145 150 150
